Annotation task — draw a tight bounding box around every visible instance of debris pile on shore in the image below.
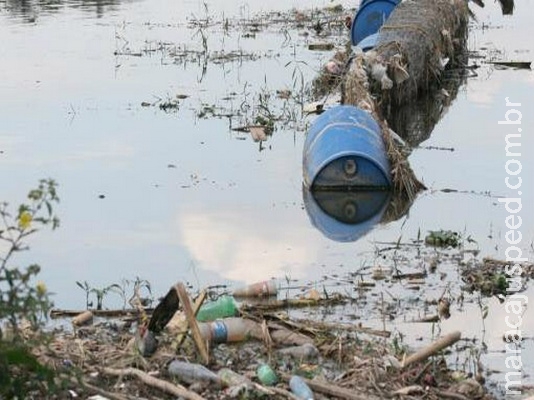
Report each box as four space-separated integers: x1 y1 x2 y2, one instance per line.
36 276 503 400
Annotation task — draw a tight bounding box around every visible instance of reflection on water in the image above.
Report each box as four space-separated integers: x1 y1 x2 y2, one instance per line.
303 188 391 242
386 69 467 147
2 0 127 20
303 185 419 242
383 50 468 147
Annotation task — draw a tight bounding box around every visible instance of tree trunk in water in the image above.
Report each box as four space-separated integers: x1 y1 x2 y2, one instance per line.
342 0 468 204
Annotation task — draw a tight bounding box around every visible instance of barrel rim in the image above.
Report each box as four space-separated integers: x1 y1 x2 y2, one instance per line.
313 150 391 186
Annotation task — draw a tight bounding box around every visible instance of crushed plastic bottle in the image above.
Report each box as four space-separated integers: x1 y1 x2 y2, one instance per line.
232 280 277 298
167 360 221 386
196 295 238 322
289 375 314 399
135 326 158 357
198 317 260 343
256 364 278 386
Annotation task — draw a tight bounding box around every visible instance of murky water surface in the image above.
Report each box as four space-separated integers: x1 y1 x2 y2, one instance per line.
1 0 533 396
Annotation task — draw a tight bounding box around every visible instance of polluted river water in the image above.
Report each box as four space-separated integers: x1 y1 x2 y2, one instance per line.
0 0 533 397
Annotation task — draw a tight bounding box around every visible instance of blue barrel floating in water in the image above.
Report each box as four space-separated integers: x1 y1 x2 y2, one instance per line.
351 0 401 46
303 105 391 190
303 187 390 242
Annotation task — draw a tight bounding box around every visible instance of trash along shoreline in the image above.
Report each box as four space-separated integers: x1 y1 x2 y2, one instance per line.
2 1 532 399
30 243 532 400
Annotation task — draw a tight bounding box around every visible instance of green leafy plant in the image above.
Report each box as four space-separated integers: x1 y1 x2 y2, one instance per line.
76 276 153 310
75 281 123 310
0 179 60 397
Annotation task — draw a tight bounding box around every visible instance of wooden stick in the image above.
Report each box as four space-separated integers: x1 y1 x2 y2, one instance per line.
412 315 440 323
297 319 391 338
280 373 381 400
80 379 130 400
269 386 302 400
175 283 209 365
101 366 206 400
402 331 461 368
51 308 153 318
434 390 471 400
392 272 427 280
241 297 346 312
174 289 207 348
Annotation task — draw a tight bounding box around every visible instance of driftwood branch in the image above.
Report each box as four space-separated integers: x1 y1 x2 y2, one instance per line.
402 331 461 368
80 379 130 400
51 308 152 318
434 390 471 400
101 366 206 400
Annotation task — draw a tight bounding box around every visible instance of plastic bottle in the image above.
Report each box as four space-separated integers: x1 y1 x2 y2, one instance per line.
277 343 319 361
218 368 253 387
198 317 260 343
196 295 238 322
256 364 278 386
289 375 314 399
135 327 158 357
232 280 277 298
167 360 221 386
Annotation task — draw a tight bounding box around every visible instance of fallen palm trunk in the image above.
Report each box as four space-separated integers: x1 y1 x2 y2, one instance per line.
356 0 469 107
341 0 468 200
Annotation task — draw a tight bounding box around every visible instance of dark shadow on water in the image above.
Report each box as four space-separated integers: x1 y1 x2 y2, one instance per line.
2 0 133 21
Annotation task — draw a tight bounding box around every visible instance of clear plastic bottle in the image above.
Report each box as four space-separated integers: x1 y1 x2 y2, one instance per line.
289 375 314 399
232 280 277 298
218 368 253 387
167 360 221 386
277 343 320 360
198 317 260 343
196 295 238 322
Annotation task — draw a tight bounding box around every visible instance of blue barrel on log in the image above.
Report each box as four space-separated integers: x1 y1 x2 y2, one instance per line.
351 0 401 46
303 187 390 242
303 105 391 190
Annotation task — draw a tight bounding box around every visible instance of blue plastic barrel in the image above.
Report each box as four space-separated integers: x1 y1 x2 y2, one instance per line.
351 0 401 46
356 32 379 52
303 105 391 189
